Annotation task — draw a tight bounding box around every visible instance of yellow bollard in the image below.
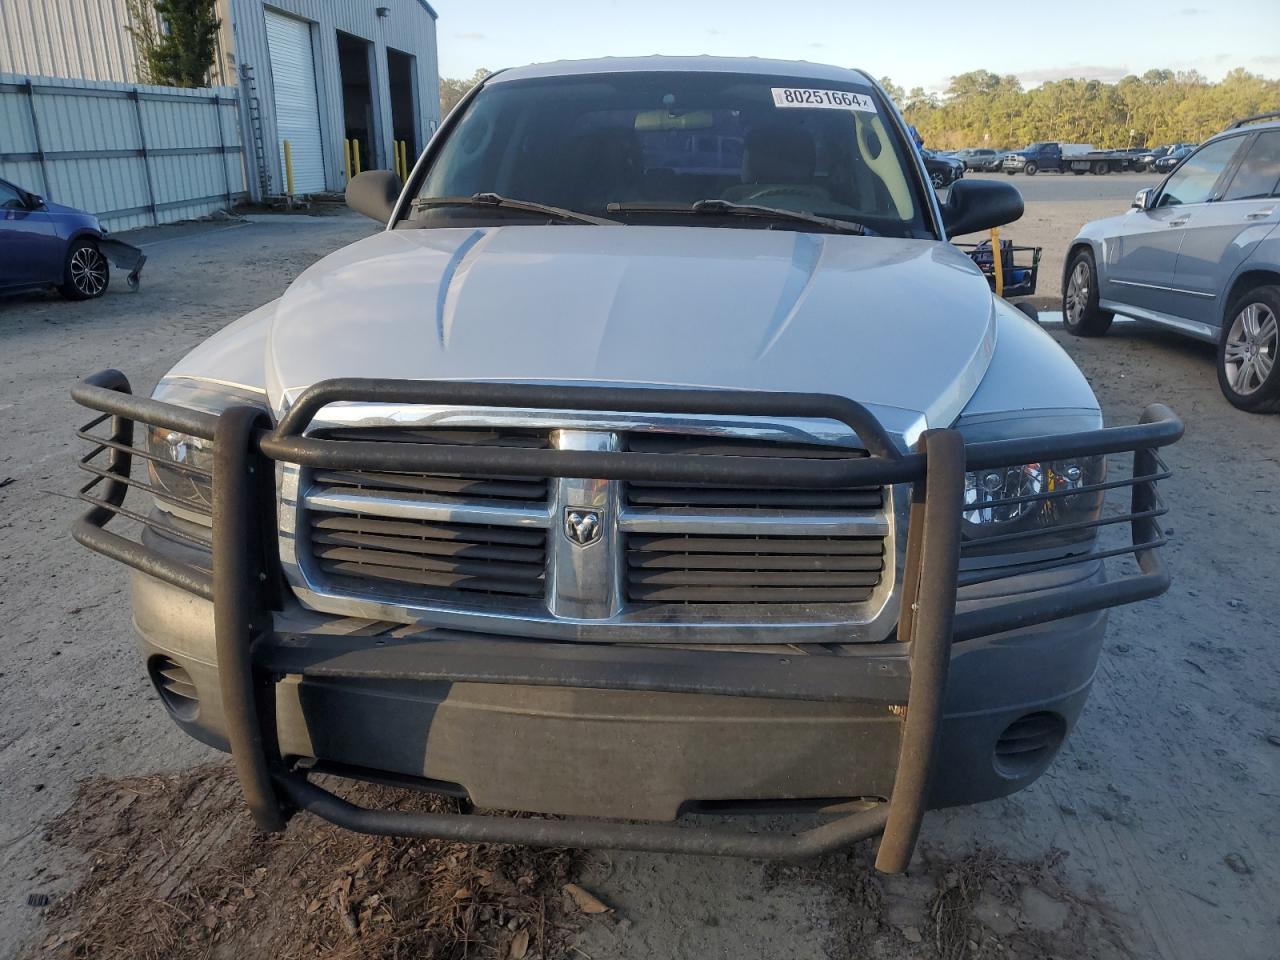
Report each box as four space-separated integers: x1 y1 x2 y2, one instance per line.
353 139 362 176
990 226 1004 298
343 138 352 181
283 139 294 196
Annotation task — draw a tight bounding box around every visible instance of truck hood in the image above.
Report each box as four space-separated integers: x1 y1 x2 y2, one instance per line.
265 225 996 435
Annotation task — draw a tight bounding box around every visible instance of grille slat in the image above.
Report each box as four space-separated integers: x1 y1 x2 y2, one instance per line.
628 569 883 587
627 552 883 572
311 514 545 546
628 585 877 604
628 534 883 556
324 560 546 597
313 529 543 563
313 469 548 503
316 545 544 581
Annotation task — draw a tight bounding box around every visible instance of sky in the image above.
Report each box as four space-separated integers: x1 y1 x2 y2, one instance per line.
429 0 1280 94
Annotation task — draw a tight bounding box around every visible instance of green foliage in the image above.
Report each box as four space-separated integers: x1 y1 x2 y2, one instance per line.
440 68 492 117
881 68 1280 150
124 0 163 85
144 0 220 88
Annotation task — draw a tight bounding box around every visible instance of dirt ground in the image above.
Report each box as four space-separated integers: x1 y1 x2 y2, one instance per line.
2 188 1278 960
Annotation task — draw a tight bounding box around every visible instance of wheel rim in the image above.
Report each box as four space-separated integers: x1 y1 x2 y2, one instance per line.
1065 261 1090 324
70 247 107 296
931 172 944 187
1224 301 1278 396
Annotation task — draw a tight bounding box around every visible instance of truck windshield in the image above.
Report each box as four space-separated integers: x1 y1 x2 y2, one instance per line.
409 71 931 239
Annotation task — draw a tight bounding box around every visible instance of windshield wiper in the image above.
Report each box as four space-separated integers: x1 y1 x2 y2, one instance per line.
413 192 620 225
606 198 873 236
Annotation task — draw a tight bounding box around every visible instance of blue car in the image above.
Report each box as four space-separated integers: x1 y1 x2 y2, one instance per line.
0 177 144 300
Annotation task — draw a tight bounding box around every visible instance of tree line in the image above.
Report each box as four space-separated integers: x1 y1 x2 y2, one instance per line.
880 68 1280 151
437 66 1278 152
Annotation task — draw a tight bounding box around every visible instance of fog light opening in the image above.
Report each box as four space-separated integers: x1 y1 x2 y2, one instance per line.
994 711 1066 778
149 655 199 722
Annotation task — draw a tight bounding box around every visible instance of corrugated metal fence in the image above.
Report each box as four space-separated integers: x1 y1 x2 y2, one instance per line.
0 72 246 231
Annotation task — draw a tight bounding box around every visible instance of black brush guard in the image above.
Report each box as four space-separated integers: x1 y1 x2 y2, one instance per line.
70 370 1183 871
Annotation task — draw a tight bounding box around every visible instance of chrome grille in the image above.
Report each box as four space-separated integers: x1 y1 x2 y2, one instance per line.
284 419 897 644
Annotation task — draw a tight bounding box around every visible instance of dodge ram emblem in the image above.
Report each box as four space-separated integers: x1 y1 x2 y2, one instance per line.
564 508 602 546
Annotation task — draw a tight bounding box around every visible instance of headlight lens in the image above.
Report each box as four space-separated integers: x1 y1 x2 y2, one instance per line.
146 425 215 515
961 456 1106 555
146 379 269 523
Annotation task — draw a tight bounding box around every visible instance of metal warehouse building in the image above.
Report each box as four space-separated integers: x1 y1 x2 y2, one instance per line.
0 0 441 200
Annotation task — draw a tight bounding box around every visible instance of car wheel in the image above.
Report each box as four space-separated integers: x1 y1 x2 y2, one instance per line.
1062 249 1113 337
59 239 109 300
1217 285 1280 412
931 171 945 188
1024 162 1038 176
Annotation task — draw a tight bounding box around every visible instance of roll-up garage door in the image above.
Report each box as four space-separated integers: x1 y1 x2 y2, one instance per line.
265 10 325 193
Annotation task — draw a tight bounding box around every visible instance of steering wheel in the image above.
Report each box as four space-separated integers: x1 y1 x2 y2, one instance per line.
735 184 830 203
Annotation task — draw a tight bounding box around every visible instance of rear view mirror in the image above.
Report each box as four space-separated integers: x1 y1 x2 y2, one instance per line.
941 178 1024 237
346 170 402 223
25 192 44 209
634 110 715 131
1132 187 1154 210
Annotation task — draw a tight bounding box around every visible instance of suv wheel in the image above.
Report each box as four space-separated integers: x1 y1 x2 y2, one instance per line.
1024 161 1038 176
59 239 109 300
1062 249 1113 336
1218 285 1280 412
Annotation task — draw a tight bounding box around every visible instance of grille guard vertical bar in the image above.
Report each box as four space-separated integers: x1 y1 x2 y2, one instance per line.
214 405 289 833
875 429 965 872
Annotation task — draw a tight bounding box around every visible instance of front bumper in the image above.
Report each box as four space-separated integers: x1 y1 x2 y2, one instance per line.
72 372 1181 869
134 571 1107 819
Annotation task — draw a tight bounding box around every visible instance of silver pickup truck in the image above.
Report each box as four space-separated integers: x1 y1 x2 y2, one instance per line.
71 57 1182 871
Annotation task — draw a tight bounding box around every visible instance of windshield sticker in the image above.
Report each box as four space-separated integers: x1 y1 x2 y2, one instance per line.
771 88 877 113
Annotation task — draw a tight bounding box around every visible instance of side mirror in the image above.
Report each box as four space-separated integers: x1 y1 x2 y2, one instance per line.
346 170 402 223
941 178 1024 237
1132 187 1154 210
25 192 44 209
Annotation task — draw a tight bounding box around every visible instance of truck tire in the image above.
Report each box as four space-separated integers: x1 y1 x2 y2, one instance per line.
1024 162 1038 176
1073 168 1087 175
1006 169 1017 176
1217 284 1280 413
1062 249 1113 337
58 238 110 300
1092 160 1108 175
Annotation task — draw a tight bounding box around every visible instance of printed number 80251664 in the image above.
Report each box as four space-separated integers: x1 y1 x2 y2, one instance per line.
770 87 878 113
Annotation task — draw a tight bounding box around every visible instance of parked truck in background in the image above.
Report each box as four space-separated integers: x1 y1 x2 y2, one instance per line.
1003 142 1137 175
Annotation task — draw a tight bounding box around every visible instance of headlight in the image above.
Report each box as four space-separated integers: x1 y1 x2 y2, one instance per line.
961 456 1105 556
955 411 1107 559
146 379 269 524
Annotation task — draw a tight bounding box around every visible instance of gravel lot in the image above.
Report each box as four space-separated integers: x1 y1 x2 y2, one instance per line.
1 189 1277 959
